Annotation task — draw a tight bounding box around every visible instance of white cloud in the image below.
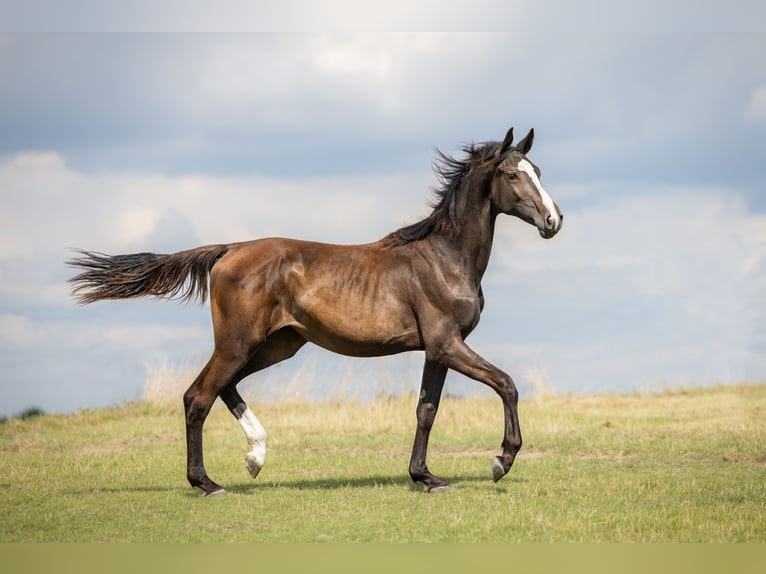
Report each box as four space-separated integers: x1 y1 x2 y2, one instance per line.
0 313 37 347
0 151 429 251
743 215 766 272
494 185 755 288
183 33 498 129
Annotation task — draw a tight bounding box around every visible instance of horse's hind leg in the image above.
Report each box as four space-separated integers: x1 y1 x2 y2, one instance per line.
220 386 267 479
219 327 306 481
183 349 251 496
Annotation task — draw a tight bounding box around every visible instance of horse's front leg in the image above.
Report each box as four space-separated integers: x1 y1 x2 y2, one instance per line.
429 336 522 483
409 359 450 493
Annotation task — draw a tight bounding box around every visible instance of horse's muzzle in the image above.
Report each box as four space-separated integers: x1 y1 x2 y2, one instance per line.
539 213 563 239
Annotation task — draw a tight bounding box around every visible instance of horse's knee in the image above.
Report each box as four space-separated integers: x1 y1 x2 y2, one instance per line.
183 393 214 428
183 387 194 412
183 394 201 422
183 383 205 413
507 382 519 405
495 373 518 405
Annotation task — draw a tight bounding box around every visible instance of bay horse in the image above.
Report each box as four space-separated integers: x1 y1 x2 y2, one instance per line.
68 127 563 495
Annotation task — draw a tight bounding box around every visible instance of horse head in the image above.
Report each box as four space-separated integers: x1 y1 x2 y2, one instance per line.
490 127 563 239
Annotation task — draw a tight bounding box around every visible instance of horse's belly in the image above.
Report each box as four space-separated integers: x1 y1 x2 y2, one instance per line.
286 295 422 357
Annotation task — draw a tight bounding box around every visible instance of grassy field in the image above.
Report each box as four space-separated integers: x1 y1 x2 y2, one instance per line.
1 383 764 542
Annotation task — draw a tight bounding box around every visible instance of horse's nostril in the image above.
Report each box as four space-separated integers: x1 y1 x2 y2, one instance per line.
546 215 553 227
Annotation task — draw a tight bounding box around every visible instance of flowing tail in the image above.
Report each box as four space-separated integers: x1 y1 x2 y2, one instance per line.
68 244 229 305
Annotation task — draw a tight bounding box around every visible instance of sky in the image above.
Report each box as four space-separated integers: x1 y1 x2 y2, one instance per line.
1 2 765 417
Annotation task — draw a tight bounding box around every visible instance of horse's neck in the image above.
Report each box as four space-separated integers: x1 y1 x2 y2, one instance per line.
459 200 497 284
429 179 497 287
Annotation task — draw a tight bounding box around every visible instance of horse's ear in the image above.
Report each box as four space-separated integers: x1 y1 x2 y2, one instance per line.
497 127 514 157
516 128 535 155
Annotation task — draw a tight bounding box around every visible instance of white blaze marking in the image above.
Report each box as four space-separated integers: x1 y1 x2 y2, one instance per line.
517 159 559 227
239 407 267 478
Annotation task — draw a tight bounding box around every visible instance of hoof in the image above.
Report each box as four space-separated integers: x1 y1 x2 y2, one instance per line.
189 474 226 497
491 456 507 482
245 454 263 479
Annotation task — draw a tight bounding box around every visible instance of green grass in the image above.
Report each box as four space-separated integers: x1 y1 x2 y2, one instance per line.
1 384 764 542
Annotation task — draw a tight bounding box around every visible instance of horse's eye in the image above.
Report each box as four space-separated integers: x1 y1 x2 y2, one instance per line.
506 172 518 181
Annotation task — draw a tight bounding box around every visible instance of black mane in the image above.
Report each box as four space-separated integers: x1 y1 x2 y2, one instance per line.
384 140 505 246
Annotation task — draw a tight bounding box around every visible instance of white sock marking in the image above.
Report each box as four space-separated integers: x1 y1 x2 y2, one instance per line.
239 407 267 478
